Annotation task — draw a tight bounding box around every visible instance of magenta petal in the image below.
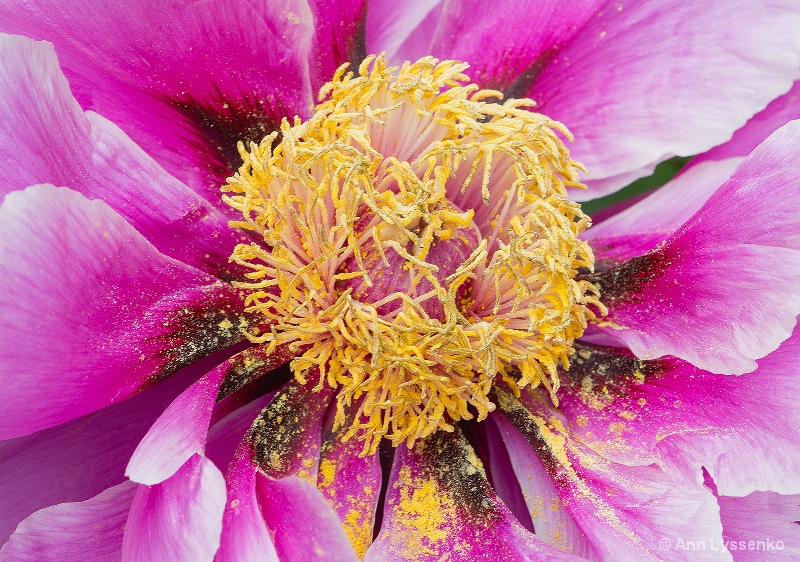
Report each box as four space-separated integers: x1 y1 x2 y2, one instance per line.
593 122 800 373
559 333 800 498
0 1 315 200
121 454 226 562
0 366 197 544
719 491 800 560
366 430 584 562
0 34 247 276
427 0 603 92
0 184 237 438
497 388 728 561
308 0 366 92
531 2 800 198
258 474 359 562
0 482 136 562
216 445 279 562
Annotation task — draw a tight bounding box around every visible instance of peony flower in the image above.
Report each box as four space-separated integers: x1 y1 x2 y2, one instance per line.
2 2 800 561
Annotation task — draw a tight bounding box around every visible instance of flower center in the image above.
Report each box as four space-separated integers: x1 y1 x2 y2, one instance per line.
224 55 601 454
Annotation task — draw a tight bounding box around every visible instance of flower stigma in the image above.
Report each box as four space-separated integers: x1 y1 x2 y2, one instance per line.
224 54 603 455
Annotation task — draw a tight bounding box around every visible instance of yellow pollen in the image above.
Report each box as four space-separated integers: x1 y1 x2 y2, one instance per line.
224 54 601 455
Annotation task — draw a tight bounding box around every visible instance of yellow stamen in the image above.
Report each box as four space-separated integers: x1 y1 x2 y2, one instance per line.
224 54 600 455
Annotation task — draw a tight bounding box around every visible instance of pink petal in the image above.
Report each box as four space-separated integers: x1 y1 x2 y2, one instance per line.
0 482 136 561
719 491 800 560
366 430 585 562
496 387 729 562
127 345 293 485
0 366 198 544
121 454 226 562
558 334 800 498
530 1 800 199
257 474 359 562
0 34 247 277
216 444 279 562
0 1 315 200
591 121 800 373
0 185 258 438
427 1 604 93
585 157 742 264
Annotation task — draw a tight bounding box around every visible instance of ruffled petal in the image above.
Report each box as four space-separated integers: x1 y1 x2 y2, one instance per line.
558 333 800 497
121 454 226 562
0 185 260 438
0 34 247 277
589 122 800 373
530 1 800 199
0 482 136 562
366 429 584 561
496 386 729 561
0 1 315 200
719 491 800 560
127 346 293 485
0 367 196 544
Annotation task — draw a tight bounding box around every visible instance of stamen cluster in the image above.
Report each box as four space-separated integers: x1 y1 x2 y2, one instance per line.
224 55 601 454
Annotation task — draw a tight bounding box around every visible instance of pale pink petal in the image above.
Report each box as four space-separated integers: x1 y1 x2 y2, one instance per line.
0 482 137 562
121 454 226 562
719 491 800 560
585 158 742 264
696 79 800 165
367 0 441 63
258 474 359 562
0 34 248 277
591 122 800 373
427 0 604 92
0 366 197 544
558 334 800 498
497 387 729 562
366 430 585 562
127 346 293 485
216 445 279 562
0 1 315 200
0 185 258 438
531 1 800 199
485 416 599 559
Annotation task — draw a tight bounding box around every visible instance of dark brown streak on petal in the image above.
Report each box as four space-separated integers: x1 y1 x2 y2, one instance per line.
501 47 558 101
349 1 368 69
566 341 666 390
493 385 573 490
142 286 262 388
577 248 674 308
417 429 504 526
168 85 286 183
216 343 300 401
